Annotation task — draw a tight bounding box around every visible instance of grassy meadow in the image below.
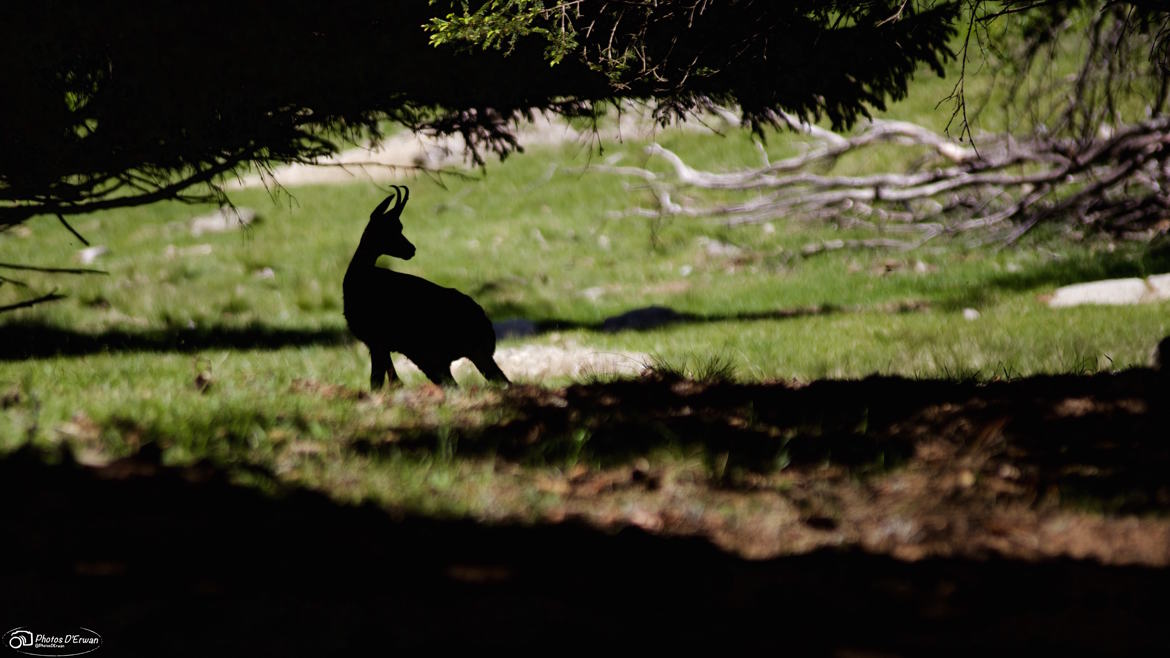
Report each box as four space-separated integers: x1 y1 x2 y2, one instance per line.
2 58 1169 533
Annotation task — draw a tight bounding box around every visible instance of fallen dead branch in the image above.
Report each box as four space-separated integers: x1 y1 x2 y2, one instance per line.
602 112 1170 246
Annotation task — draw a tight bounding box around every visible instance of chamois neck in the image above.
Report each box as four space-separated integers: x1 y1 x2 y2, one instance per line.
348 228 384 271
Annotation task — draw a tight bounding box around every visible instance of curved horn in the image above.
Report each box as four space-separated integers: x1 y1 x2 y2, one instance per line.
392 185 410 215
370 188 399 220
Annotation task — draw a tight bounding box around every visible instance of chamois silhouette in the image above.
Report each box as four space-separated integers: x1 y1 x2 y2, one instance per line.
343 186 510 389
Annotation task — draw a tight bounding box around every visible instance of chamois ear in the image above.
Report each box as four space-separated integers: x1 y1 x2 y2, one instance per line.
370 188 399 220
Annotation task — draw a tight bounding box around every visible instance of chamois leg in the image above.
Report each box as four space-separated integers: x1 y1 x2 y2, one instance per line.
472 355 510 385
417 360 457 387
369 348 394 390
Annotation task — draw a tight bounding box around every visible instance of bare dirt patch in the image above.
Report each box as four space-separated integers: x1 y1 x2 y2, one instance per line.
445 343 647 382
228 110 690 189
388 369 1170 566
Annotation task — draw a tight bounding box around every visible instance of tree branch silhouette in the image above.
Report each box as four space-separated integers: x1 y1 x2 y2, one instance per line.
0 1 959 229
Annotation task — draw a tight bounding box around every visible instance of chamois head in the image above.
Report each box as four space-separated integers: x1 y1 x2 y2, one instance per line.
366 185 415 260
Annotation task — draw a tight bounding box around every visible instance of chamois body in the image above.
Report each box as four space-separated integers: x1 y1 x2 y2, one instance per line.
343 186 509 389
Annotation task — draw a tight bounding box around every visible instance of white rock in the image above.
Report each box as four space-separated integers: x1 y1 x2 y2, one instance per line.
962 308 981 321
77 245 107 264
190 207 257 236
1048 278 1149 307
696 236 743 258
581 286 605 301
392 343 648 382
165 244 213 258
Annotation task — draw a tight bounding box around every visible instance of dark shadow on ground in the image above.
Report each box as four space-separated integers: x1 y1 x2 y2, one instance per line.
2 446 1167 656
0 304 911 360
991 240 1170 293
933 240 1170 310
0 321 352 360
493 301 928 338
363 369 1170 513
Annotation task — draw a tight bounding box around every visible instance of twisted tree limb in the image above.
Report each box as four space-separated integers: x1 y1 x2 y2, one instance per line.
603 114 1170 246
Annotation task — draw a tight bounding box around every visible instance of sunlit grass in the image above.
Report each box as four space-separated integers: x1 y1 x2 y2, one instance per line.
1 44 1168 523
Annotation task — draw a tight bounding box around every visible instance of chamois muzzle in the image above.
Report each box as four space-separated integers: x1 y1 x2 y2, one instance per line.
387 235 416 260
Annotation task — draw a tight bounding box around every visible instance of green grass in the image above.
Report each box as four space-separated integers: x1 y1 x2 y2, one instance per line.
2 47 1168 524
6 151 1165 383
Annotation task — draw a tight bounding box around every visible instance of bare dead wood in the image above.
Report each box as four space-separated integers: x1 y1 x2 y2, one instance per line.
602 114 1170 245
